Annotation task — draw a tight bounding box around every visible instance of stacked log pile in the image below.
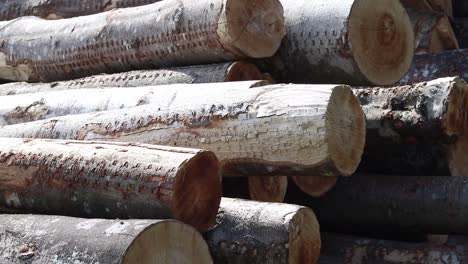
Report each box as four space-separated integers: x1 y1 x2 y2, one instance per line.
2 0 468 263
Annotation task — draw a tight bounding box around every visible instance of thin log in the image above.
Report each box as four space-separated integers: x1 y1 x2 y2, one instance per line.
0 83 367 178
204 198 321 264
354 77 468 176
0 0 285 82
290 176 338 197
0 81 265 126
258 0 415 85
0 0 161 20
0 138 221 232
222 176 287 202
0 61 265 96
0 214 212 264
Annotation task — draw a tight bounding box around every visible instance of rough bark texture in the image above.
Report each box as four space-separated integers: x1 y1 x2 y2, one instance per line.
0 0 161 20
0 214 212 264
0 0 285 82
296 174 468 236
222 176 287 203
354 77 468 176
258 0 414 85
399 49 468 85
0 81 265 126
204 198 321 264
0 138 221 232
0 83 366 178
319 232 468 264
0 61 265 96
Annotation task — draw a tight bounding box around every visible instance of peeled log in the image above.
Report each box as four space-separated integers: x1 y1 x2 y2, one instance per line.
0 214 212 264
258 0 414 85
222 176 288 202
0 61 264 96
0 84 366 178
290 176 338 197
0 0 285 82
354 77 468 176
0 81 265 126
0 138 221 232
204 198 321 264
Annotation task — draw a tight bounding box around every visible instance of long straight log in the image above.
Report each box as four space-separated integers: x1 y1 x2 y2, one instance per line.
222 176 288 202
0 0 285 82
0 81 265 126
0 0 160 20
354 77 468 176
0 138 221 232
0 214 212 264
0 61 264 96
0 83 366 178
204 198 321 264
258 0 415 85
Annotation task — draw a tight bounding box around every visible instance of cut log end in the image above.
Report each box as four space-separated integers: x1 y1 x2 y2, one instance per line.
291 176 338 197
349 0 415 85
122 220 213 264
218 0 286 58
288 208 321 264
225 61 263 81
248 175 288 202
173 151 221 231
325 86 366 176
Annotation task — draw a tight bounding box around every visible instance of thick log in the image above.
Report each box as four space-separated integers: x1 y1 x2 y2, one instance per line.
0 61 264 96
0 0 161 20
0 138 221 232
293 174 468 236
222 176 288 202
0 214 212 264
258 0 415 85
399 49 468 85
319 232 467 264
0 0 285 82
204 198 321 264
354 77 468 176
290 176 338 197
0 84 367 178
0 81 265 126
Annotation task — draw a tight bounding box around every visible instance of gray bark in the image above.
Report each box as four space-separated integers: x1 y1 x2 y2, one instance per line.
0 138 221 232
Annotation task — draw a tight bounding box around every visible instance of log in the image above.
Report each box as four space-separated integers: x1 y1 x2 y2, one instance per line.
293 174 468 236
0 138 221 232
0 214 212 264
222 176 288 202
204 198 321 264
354 77 468 176
258 0 415 85
0 61 265 96
0 83 367 178
401 0 453 18
0 81 265 126
0 0 285 82
319 232 467 264
0 0 161 20
399 49 468 85
290 176 338 197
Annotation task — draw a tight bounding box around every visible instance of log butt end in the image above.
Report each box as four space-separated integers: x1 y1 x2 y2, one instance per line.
217 0 286 58
122 220 212 264
248 175 288 202
288 208 321 264
291 176 338 197
172 151 222 232
326 86 366 176
225 61 264 81
349 0 415 85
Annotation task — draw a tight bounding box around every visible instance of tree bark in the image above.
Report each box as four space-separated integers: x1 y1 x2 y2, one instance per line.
0 61 265 96
0 138 221 232
0 81 265 126
319 232 467 264
0 0 285 82
354 77 468 176
0 214 212 264
204 198 321 264
399 49 468 85
257 0 414 86
290 176 338 197
222 176 288 203
0 83 367 178
0 0 161 20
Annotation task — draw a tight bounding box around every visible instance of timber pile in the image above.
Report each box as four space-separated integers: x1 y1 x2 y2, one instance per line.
2 0 468 263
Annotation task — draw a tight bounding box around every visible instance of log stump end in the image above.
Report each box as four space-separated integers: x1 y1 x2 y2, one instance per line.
291 176 338 197
288 208 321 264
225 61 264 81
248 175 288 202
